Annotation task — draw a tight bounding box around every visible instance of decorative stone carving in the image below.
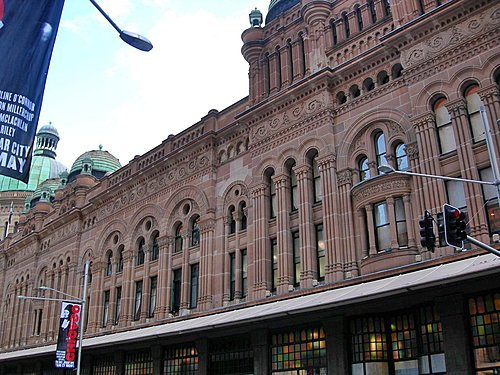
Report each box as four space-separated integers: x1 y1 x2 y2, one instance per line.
250 95 326 142
337 169 353 186
405 143 419 161
401 6 500 67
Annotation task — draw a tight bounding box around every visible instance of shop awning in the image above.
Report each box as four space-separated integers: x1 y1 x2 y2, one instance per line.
1 253 499 361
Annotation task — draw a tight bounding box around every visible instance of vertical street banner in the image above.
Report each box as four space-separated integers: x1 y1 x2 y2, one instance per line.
55 301 82 369
0 0 65 182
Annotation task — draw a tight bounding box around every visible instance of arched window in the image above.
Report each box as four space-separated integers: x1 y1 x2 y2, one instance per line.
331 19 338 45
106 251 112 276
377 71 389 85
150 232 159 261
433 98 456 154
266 169 277 218
228 206 236 234
117 245 124 273
382 0 391 15
239 202 248 231
359 156 370 181
191 215 200 246
363 77 375 92
465 85 486 142
287 40 294 83
288 161 298 211
395 143 408 171
342 12 350 38
174 223 183 253
312 155 322 203
337 91 347 105
367 0 377 23
299 32 306 77
136 237 145 266
375 132 387 173
355 5 363 31
392 63 403 79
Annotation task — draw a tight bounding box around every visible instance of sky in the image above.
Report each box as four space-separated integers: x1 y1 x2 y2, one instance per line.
39 0 269 169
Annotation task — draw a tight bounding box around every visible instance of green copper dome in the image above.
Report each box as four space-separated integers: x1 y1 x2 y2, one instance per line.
68 146 121 182
0 123 67 192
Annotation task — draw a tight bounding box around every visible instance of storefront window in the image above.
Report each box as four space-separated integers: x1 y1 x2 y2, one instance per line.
209 336 253 374
92 355 115 375
164 344 199 375
271 326 327 374
350 306 446 375
468 292 500 374
125 351 153 375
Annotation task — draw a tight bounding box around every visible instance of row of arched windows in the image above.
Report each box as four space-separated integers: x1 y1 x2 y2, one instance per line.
358 132 408 182
265 150 322 218
433 84 486 155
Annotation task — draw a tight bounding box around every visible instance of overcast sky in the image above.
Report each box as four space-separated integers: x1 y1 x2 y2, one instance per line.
39 0 269 169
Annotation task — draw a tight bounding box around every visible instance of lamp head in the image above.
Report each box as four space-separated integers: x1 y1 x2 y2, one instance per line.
120 31 153 52
378 165 395 174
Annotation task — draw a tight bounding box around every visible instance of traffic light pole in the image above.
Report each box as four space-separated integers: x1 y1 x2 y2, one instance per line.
466 235 500 257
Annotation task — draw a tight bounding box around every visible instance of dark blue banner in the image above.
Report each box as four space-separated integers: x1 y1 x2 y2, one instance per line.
0 0 65 182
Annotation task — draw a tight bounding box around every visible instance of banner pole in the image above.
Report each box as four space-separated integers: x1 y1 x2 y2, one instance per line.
77 260 90 375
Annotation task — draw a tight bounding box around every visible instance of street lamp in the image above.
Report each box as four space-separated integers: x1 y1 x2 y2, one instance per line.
89 0 153 52
17 260 90 375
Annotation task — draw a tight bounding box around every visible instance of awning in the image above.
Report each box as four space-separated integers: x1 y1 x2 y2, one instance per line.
1 253 499 361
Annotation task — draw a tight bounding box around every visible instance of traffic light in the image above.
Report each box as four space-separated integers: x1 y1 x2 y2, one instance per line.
419 211 435 252
443 204 467 248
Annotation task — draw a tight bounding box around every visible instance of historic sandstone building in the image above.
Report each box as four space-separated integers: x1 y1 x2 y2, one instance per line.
0 0 499 374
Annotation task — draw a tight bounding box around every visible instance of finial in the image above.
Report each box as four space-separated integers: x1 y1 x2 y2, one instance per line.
99 144 103 151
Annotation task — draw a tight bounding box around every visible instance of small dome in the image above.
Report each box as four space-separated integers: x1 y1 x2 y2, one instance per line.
28 178 62 208
266 0 300 23
0 123 67 192
68 147 121 182
37 122 59 138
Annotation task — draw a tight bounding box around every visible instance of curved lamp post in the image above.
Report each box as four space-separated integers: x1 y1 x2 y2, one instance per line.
89 0 153 51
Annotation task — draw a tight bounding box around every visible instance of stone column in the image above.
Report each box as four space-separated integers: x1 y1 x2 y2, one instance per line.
412 115 446 214
449 101 489 242
324 316 348 374
164 238 175 315
222 216 231 305
280 46 291 88
269 51 280 94
120 249 134 325
318 155 343 282
294 165 315 288
40 270 53 341
156 235 170 319
88 261 105 331
199 217 215 310
386 197 399 250
252 329 269 374
357 208 369 258
337 169 359 277
365 204 377 255
291 39 304 81
437 294 473 375
180 232 191 312
273 174 293 294
250 184 269 298
403 195 417 249
141 254 151 321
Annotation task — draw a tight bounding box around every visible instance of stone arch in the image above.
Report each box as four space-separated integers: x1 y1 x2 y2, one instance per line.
220 180 249 213
128 204 164 239
414 80 453 115
163 185 210 228
337 109 413 170
297 137 330 165
450 56 499 94
252 157 278 186
94 219 127 259
276 147 300 174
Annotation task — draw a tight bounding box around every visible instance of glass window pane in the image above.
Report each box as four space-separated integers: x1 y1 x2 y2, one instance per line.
446 181 466 209
438 124 456 153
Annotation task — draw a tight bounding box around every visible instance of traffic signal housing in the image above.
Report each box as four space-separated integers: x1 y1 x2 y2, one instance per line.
419 211 435 252
443 204 467 249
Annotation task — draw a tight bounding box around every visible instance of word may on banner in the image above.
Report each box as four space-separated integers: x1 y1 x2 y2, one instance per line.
0 0 65 182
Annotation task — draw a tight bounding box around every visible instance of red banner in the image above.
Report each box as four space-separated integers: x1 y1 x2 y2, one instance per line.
55 301 82 369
